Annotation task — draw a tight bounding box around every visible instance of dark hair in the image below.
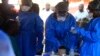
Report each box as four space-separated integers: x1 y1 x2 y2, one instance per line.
59 46 66 49
55 1 69 17
88 0 100 18
21 0 32 6
5 19 19 35
55 1 69 11
29 3 39 14
0 18 19 35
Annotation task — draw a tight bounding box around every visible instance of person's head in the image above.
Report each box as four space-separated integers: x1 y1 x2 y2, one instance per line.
55 1 69 17
20 2 32 12
45 3 50 11
79 4 84 12
58 46 66 56
88 0 100 18
2 0 8 4
29 3 39 14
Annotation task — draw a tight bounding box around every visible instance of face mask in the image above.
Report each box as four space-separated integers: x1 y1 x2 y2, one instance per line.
21 6 31 12
57 16 66 21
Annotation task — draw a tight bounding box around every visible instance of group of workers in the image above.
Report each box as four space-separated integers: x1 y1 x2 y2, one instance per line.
0 0 100 56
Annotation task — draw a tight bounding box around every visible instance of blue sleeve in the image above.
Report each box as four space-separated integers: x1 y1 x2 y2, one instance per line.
69 14 77 48
35 15 44 51
76 22 100 42
45 17 60 52
70 14 76 27
0 30 15 56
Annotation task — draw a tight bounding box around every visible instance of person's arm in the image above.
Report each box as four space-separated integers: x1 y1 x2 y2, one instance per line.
69 14 78 49
35 15 44 53
45 17 60 52
70 14 77 27
76 22 100 42
0 31 15 56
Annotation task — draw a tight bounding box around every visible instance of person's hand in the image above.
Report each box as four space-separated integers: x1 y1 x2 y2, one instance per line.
70 27 77 34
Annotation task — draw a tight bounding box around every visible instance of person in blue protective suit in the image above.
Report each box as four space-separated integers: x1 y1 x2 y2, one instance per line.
18 3 43 56
0 30 15 56
45 1 77 55
71 0 100 56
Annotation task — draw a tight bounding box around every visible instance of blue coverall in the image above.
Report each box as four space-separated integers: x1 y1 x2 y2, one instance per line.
18 12 43 56
76 17 100 56
45 13 77 53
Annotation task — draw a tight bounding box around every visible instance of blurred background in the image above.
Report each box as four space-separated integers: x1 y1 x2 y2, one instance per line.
0 0 92 14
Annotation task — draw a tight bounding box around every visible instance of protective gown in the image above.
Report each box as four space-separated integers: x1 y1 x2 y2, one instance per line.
76 17 100 56
45 13 77 53
18 12 43 56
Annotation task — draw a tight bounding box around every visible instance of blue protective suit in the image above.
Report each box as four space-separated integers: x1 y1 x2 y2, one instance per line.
45 13 77 52
18 12 43 56
0 30 15 56
76 17 100 56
